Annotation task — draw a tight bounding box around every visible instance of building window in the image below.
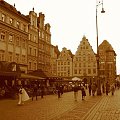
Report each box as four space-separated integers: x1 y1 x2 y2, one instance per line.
93 69 96 74
34 49 37 56
64 67 66 71
29 62 32 70
42 32 44 38
79 63 81 67
83 63 86 67
8 52 13 62
9 35 13 43
22 39 26 48
75 63 77 67
29 34 32 40
29 47 32 55
88 69 91 74
33 63 37 70
74 69 77 74
15 54 19 63
34 36 37 42
79 69 81 74
22 55 26 63
23 24 26 31
9 18 13 25
1 14 6 22
16 21 20 28
1 32 5 41
16 37 20 46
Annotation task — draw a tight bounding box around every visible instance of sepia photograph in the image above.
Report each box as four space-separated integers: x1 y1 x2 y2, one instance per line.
0 0 120 119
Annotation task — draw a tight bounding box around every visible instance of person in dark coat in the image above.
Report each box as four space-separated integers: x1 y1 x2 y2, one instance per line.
73 84 79 101
60 84 64 95
32 84 38 101
91 82 97 96
88 83 92 96
40 85 44 98
81 85 86 100
56 84 61 98
106 81 110 95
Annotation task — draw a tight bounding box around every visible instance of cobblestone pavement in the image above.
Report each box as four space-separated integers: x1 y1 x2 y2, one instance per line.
0 89 120 120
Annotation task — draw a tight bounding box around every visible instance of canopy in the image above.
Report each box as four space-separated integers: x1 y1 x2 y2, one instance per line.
20 73 45 80
72 77 82 81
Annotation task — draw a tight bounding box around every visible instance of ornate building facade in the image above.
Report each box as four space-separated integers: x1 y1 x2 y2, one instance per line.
0 1 52 76
73 36 97 83
0 0 29 73
27 10 38 73
57 47 73 78
37 12 52 76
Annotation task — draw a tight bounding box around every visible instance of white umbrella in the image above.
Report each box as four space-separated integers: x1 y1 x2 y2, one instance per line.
72 77 82 81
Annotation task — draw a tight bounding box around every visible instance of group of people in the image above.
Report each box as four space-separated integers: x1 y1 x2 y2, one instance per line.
17 81 117 105
73 84 86 101
17 84 45 105
73 81 116 102
88 81 116 96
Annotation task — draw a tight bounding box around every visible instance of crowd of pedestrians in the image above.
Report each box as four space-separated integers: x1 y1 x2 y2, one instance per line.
72 80 119 102
0 79 119 106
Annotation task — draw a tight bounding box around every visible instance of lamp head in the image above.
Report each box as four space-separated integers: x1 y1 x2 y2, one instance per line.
101 8 105 13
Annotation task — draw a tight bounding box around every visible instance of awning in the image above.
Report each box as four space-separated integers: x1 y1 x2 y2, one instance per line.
20 73 45 80
0 71 20 78
0 61 21 78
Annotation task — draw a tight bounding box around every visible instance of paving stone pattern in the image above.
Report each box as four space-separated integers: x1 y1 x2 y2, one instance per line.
0 89 120 120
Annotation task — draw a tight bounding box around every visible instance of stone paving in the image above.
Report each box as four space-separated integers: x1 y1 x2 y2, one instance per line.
0 89 120 120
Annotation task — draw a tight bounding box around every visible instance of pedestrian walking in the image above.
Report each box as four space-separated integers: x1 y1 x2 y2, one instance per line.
102 83 105 93
111 83 115 95
60 84 64 96
56 85 61 98
91 82 97 96
81 85 86 100
88 83 92 96
32 84 38 101
73 84 79 101
40 85 44 98
18 85 30 105
106 81 110 95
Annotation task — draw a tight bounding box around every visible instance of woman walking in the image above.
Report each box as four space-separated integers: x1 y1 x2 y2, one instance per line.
18 85 30 105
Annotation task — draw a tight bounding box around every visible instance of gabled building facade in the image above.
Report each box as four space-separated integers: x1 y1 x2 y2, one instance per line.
73 36 97 83
99 40 116 84
57 47 73 78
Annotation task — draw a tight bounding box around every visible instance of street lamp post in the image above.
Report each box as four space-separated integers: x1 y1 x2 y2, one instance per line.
96 0 105 95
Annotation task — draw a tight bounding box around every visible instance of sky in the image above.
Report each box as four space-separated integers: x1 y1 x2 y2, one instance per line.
6 0 120 74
